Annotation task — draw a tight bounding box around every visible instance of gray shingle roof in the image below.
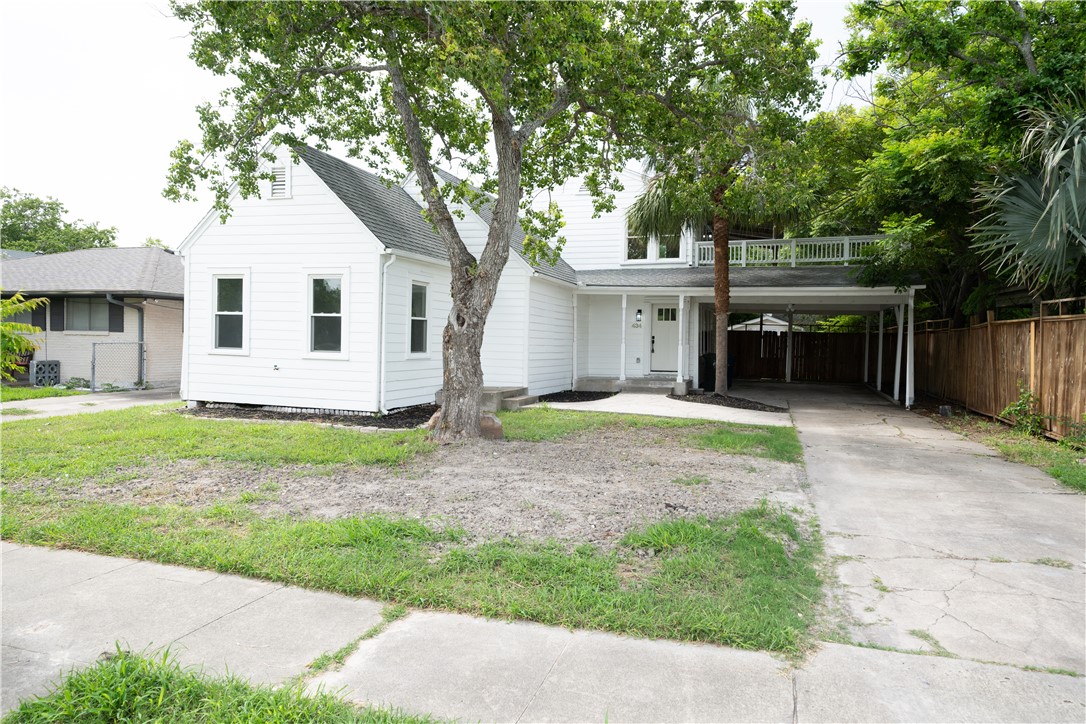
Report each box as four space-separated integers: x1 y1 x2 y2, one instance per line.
298 146 447 261
0 249 40 261
2 247 184 298
576 265 870 288
433 168 577 284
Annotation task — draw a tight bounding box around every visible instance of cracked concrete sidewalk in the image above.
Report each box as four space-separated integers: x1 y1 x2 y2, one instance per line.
3 542 1083 722
766 382 1086 674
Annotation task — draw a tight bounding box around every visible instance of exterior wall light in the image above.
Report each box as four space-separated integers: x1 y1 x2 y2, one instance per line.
635 309 642 322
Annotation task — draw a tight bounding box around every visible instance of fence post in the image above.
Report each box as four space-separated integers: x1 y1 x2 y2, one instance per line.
741 240 747 267
790 239 797 267
90 343 96 391
138 341 145 386
1037 303 1045 429
987 311 998 419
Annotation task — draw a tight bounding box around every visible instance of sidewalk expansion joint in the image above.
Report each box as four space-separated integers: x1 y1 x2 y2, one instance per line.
514 636 571 724
170 584 286 644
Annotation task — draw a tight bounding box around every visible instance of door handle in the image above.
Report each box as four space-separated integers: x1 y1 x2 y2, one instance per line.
651 335 655 353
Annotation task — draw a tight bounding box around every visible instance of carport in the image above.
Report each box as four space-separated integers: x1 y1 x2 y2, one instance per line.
574 264 923 407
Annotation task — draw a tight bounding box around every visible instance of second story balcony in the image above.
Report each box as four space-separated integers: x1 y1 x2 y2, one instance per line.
694 235 883 267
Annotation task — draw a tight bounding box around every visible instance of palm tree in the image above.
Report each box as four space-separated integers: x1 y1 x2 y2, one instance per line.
627 171 732 393
973 88 1086 294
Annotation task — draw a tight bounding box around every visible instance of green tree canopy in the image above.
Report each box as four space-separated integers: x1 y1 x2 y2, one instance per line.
0 188 118 255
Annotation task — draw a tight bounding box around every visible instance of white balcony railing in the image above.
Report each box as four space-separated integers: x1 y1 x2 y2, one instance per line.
694 235 883 267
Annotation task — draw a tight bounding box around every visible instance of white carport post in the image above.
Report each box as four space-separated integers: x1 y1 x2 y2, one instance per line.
785 306 794 383
894 302 904 402
906 288 916 408
571 295 578 390
877 309 884 392
676 294 686 384
619 294 627 381
863 315 870 384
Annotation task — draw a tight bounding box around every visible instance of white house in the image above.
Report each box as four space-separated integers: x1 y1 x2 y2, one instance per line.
179 146 923 412
2 247 184 389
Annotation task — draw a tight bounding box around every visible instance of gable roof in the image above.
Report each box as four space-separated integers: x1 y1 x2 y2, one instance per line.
1 247 184 298
432 168 577 285
298 146 447 261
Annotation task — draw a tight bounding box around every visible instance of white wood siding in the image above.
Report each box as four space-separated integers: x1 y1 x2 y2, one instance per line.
526 277 574 394
579 295 622 377
183 155 382 411
381 256 449 410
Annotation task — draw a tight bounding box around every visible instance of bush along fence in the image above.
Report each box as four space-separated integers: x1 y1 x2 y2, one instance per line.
911 298 1086 441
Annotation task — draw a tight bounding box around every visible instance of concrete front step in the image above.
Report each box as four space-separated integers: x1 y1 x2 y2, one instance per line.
434 387 528 412
501 395 539 411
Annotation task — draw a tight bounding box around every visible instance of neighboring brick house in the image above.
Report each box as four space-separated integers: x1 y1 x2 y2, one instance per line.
2 247 184 389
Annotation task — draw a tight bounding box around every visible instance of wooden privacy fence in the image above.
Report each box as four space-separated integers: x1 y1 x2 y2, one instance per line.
729 330 865 383
914 306 1086 439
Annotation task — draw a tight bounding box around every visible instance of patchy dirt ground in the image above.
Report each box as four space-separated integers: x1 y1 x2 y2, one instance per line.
26 425 808 549
668 393 789 413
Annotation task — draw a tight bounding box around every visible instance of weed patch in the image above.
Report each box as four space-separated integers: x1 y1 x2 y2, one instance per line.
2 649 432 723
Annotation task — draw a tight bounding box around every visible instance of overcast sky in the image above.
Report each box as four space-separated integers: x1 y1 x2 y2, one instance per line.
0 1 868 249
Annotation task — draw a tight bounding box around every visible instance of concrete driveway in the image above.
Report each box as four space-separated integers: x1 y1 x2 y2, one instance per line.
0 388 181 420
751 382 1085 674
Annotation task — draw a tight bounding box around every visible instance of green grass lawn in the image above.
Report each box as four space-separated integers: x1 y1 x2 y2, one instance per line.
0 495 821 653
0 386 87 403
1 405 817 652
1 406 433 483
3 650 432 723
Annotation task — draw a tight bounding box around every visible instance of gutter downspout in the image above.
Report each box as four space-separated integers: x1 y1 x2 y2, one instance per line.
378 254 397 414
106 294 144 385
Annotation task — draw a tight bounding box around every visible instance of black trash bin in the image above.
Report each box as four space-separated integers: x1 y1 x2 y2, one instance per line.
699 353 716 392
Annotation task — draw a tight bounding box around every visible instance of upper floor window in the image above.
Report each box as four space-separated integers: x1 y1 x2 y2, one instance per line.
626 222 682 262
626 228 648 260
310 276 343 352
67 298 109 331
214 276 245 349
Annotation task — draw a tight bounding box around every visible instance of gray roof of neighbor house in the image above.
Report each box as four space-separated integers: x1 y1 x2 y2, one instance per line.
1 247 184 298
0 249 40 261
575 265 871 288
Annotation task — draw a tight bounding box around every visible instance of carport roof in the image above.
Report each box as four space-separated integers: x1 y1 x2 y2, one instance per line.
577 265 872 288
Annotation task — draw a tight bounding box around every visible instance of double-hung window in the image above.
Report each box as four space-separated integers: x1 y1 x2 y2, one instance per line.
310 276 343 353
67 298 110 331
214 276 245 350
410 283 427 354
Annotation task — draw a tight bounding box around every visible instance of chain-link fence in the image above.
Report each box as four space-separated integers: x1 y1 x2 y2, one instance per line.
91 342 144 391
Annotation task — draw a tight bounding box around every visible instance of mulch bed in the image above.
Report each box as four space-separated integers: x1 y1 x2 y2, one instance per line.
181 403 439 429
538 390 618 403
668 393 788 414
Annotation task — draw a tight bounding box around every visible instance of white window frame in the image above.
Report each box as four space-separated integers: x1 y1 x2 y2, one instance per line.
303 269 349 360
210 270 249 356
406 281 429 359
623 221 686 264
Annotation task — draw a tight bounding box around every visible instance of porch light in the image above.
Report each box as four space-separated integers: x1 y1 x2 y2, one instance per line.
635 309 642 322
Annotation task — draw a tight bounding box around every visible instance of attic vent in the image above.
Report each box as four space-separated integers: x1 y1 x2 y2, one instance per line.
270 165 288 198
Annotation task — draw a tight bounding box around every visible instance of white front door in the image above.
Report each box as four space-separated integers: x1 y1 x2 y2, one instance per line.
650 304 679 372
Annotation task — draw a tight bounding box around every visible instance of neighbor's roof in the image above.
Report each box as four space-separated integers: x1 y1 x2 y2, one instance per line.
576 265 877 288
0 249 40 261
433 168 577 284
1 247 184 298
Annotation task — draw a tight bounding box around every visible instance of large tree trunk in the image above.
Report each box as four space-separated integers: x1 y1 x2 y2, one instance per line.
385 48 516 440
712 207 731 395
